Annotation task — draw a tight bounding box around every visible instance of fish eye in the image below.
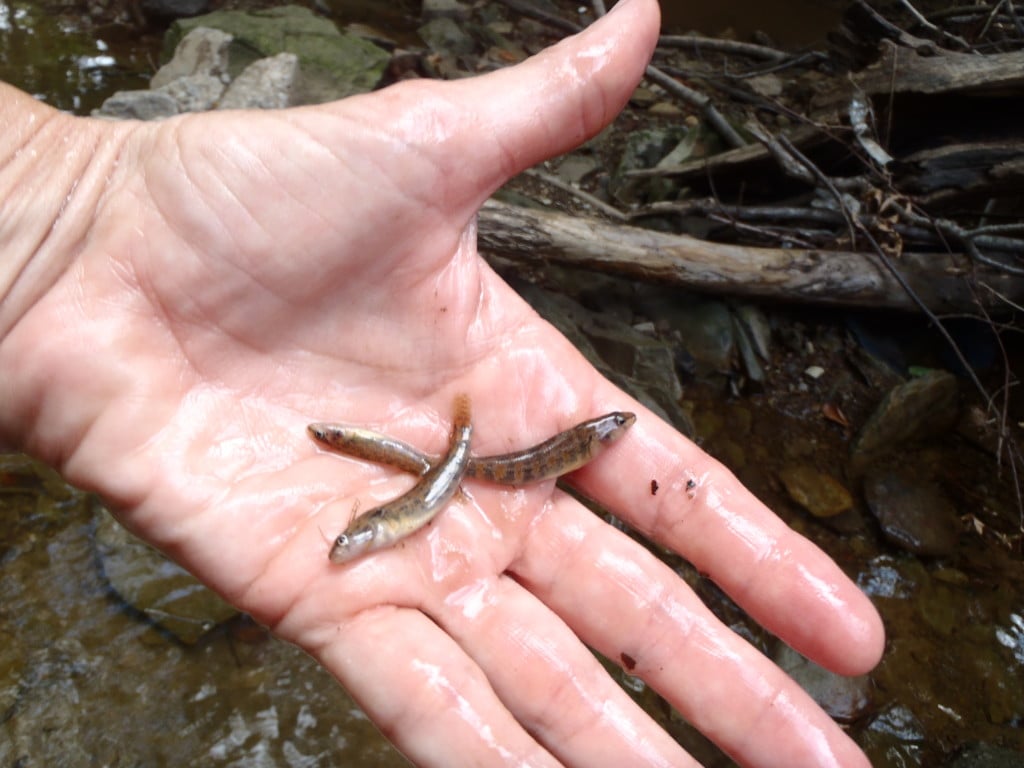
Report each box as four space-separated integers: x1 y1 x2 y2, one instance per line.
335 534 349 548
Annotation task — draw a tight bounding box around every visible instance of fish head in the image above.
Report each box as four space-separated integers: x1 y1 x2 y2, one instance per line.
595 411 636 443
328 518 379 564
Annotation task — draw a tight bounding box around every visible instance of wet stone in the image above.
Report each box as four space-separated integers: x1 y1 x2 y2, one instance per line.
733 303 772 383
851 370 959 472
643 295 736 377
422 0 472 21
864 468 960 556
418 17 477 56
219 52 299 110
610 127 689 205
150 26 232 89
93 90 179 120
94 504 237 644
856 554 926 600
776 645 874 723
860 703 927 766
553 154 601 185
156 74 225 112
583 320 683 402
918 581 961 635
778 464 854 518
945 743 1024 768
868 703 927 741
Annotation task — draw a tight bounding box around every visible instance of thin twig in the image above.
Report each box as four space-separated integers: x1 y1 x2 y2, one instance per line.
657 35 790 62
521 168 628 221
859 225 992 402
901 208 1024 275
644 65 747 149
978 0 1008 38
782 136 859 245
897 0 975 46
1005 0 1024 35
967 286 1024 527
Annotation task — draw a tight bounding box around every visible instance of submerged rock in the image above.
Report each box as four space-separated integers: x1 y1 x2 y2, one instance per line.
778 464 853 518
3 639 98 766
851 370 959 472
863 468 960 556
776 645 874 723
946 743 1024 767
93 504 236 644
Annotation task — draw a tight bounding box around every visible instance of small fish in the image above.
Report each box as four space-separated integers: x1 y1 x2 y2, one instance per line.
308 411 635 486
327 394 472 564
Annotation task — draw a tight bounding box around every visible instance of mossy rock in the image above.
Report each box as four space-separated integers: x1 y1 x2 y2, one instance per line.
164 5 389 104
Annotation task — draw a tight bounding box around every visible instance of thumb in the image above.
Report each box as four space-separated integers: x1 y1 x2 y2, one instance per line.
335 0 661 219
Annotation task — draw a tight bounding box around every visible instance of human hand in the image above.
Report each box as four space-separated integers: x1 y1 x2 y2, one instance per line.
0 0 883 764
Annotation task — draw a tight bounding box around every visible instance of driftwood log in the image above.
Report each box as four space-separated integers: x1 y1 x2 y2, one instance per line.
477 199 1023 313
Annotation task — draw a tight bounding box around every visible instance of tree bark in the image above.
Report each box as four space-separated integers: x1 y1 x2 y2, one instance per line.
477 199 1022 312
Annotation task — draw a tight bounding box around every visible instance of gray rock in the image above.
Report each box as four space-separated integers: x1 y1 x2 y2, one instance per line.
418 17 477 56
945 744 1024 768
867 703 926 741
94 505 237 644
863 468 961 556
583 319 683 401
553 154 600 185
165 6 389 105
733 303 772 359
733 311 766 382
645 295 736 376
855 554 923 600
150 26 232 89
422 0 472 21
776 645 873 723
610 127 689 204
156 73 224 112
851 370 959 472
219 53 299 110
93 90 179 120
514 281 693 436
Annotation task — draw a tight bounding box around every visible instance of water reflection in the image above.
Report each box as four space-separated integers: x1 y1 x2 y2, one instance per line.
0 0 155 114
996 612 1024 665
0 454 407 766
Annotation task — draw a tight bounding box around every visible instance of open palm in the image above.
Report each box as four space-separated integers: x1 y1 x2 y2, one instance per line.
0 1 882 765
